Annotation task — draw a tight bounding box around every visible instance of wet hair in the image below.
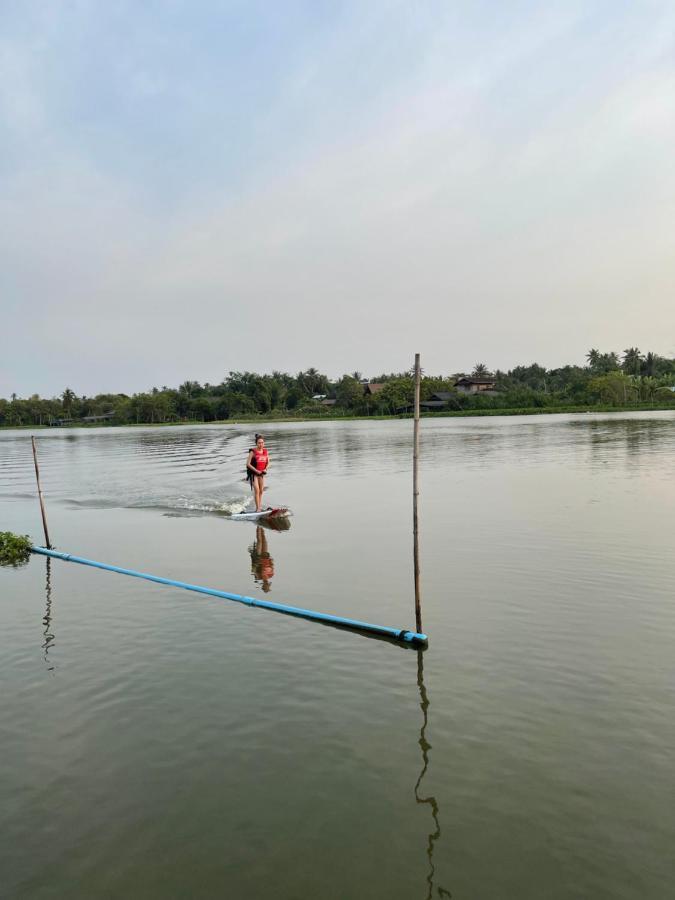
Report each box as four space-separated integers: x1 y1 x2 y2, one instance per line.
254 433 264 442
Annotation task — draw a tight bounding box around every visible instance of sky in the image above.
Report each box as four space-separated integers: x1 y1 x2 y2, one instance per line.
2 0 674 397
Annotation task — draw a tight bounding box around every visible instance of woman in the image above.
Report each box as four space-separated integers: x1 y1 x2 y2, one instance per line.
246 433 269 512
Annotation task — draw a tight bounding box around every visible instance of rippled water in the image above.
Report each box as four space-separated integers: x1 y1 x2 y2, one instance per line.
1 413 674 899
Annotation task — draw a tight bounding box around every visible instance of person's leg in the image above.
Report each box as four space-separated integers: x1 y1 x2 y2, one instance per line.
254 476 262 511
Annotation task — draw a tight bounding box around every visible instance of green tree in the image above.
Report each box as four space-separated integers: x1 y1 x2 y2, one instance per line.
586 348 601 370
622 347 643 376
376 377 414 414
296 368 330 397
589 372 637 405
335 375 364 411
585 351 621 375
654 385 675 403
61 387 76 417
639 376 658 405
508 363 548 391
179 380 202 398
190 396 216 421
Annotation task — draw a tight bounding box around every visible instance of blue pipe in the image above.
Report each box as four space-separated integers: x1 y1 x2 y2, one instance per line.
31 546 428 645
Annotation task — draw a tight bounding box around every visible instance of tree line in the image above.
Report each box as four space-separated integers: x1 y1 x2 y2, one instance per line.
1 349 674 427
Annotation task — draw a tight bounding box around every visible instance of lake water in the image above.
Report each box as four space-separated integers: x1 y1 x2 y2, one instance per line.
1 413 674 899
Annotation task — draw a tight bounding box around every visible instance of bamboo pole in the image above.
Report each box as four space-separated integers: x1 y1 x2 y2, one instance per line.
413 353 422 634
31 436 52 549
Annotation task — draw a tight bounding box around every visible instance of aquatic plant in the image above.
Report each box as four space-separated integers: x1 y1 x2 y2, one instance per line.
0 532 32 567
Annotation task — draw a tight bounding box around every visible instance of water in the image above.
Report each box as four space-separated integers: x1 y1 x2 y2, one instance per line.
1 414 674 899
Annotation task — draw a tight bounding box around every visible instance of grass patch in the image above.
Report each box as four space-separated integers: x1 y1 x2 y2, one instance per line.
0 532 33 567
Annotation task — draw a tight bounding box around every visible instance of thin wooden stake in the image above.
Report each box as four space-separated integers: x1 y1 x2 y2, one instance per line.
31 436 52 549
413 353 422 634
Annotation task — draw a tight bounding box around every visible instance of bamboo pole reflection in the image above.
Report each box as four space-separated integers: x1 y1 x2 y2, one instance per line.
42 557 55 672
415 649 450 898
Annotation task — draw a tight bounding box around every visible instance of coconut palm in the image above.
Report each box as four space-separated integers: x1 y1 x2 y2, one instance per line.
472 363 489 377
586 348 601 370
622 347 642 376
642 352 656 377
297 368 329 396
61 388 76 416
179 380 201 397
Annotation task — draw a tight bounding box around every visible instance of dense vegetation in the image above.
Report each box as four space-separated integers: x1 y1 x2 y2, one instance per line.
1 349 674 427
0 532 32 566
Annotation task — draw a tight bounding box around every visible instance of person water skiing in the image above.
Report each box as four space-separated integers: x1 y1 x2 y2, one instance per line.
246 434 269 512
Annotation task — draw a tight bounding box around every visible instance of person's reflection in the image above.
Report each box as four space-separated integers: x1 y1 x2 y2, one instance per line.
415 649 451 898
43 557 55 672
260 515 291 533
249 525 275 592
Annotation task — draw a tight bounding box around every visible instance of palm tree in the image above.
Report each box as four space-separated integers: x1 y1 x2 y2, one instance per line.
179 380 201 397
61 388 76 417
640 376 658 405
472 363 489 377
586 348 601 370
297 368 329 395
606 352 620 370
622 348 642 376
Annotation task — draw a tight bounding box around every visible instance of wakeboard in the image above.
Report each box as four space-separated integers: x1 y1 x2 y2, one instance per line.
229 506 290 521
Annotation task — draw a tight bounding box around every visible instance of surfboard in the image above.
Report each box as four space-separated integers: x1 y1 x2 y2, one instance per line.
229 507 290 521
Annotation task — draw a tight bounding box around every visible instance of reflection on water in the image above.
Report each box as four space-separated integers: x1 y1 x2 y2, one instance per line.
1 413 674 900
567 416 675 471
42 558 55 672
246 517 292 592
2 415 672 513
249 526 275 592
415 650 451 899
259 515 291 533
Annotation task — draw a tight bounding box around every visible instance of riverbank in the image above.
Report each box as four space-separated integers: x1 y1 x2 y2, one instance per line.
2 402 674 430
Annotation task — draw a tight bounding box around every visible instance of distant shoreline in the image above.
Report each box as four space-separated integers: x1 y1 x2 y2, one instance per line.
2 403 673 430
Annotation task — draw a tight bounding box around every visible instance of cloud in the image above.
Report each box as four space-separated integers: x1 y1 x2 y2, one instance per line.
2 1 675 395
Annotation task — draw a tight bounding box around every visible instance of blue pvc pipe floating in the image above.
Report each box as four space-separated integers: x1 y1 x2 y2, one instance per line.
31 547 428 646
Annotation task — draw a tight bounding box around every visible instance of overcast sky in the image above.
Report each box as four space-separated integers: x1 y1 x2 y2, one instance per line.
2 0 674 397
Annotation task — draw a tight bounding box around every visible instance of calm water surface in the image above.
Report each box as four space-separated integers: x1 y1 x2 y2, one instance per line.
1 413 674 899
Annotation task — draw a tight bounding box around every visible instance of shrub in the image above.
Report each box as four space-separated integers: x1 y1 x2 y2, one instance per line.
0 532 33 566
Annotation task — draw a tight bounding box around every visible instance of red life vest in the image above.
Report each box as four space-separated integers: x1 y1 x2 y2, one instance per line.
252 447 268 472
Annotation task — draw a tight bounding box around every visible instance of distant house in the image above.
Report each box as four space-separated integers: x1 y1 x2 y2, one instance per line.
396 392 458 414
82 412 116 423
454 377 497 394
420 391 456 411
363 383 384 395
48 412 116 426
